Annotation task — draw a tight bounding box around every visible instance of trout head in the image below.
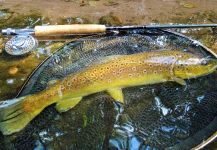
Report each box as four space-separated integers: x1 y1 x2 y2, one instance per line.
173 55 217 79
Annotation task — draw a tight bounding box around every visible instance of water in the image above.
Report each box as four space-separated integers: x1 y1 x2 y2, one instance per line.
0 0 217 149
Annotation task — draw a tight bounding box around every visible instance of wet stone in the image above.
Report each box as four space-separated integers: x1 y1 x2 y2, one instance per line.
0 38 3 54
179 2 196 8
104 0 119 6
215 40 217 46
59 17 91 24
89 1 98 7
0 9 12 21
99 12 123 26
80 0 88 6
8 66 19 75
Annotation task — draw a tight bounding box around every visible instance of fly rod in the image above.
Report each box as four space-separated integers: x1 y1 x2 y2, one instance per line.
2 24 217 55
2 24 217 36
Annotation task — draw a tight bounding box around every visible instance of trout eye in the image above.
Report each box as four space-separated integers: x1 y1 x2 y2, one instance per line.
201 59 208 66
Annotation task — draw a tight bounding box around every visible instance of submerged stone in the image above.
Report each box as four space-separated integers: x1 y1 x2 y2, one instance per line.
99 12 122 26
0 38 3 54
0 9 12 21
59 17 91 24
8 66 19 75
179 2 197 8
104 0 119 6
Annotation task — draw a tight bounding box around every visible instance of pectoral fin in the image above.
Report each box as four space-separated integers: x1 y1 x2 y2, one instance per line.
170 59 186 86
55 97 82 113
107 88 124 103
173 77 186 86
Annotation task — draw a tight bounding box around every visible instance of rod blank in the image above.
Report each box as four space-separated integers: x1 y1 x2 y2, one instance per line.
107 24 217 30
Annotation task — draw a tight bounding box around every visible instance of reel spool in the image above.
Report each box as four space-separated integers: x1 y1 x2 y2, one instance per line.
4 34 38 55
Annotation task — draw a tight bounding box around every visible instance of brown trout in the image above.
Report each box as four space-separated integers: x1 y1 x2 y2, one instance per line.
0 50 216 135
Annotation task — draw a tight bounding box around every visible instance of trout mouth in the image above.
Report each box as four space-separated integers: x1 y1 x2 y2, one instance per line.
196 58 217 77
171 57 217 79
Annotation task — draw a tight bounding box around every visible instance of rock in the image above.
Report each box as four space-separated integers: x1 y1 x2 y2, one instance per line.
0 38 3 54
211 41 217 56
74 17 87 24
59 17 91 24
0 9 12 21
214 41 217 48
6 78 15 85
8 66 18 75
104 0 119 6
180 2 196 8
89 1 97 7
99 12 122 26
80 0 88 6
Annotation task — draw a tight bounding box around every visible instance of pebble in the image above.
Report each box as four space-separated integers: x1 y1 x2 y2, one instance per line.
214 41 217 48
0 38 4 54
6 78 15 85
89 1 97 7
8 67 18 75
180 2 196 8
0 10 12 20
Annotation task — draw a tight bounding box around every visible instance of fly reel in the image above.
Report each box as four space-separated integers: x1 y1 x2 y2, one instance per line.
4 34 38 55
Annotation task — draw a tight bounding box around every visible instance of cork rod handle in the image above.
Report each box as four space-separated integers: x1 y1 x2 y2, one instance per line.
34 24 106 36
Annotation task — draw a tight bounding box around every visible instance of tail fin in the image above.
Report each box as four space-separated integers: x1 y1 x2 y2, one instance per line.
0 97 33 135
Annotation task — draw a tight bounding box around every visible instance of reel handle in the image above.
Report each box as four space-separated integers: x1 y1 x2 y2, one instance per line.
34 24 106 36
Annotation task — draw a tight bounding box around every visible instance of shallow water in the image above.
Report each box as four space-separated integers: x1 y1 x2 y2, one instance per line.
0 0 217 149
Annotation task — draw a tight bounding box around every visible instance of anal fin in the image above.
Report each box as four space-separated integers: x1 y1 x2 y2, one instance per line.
55 97 82 113
107 88 124 103
173 77 186 86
